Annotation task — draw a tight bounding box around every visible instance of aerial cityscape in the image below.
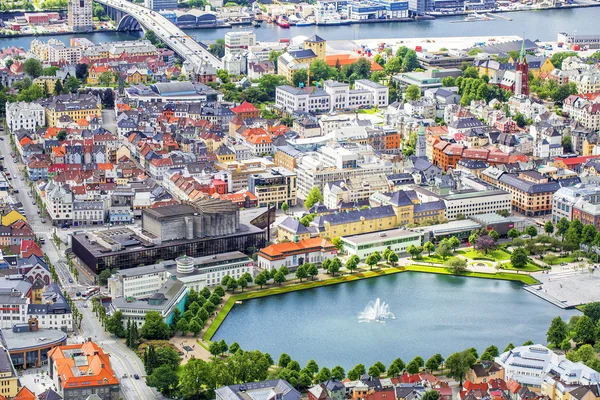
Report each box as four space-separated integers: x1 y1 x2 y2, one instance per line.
0 0 599 397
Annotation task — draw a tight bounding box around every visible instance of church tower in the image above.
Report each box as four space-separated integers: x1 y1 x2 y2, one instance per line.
415 123 427 158
515 40 529 96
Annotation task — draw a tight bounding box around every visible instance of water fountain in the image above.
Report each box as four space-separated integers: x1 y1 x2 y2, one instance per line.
358 298 395 322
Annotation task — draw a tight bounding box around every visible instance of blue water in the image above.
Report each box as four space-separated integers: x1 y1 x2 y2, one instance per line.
0 6 599 50
212 272 578 369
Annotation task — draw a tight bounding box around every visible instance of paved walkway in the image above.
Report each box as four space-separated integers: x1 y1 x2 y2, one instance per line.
528 264 600 308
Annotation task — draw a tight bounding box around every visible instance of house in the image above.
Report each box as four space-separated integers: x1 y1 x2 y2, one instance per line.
467 361 505 384
231 101 260 120
248 61 275 79
257 237 337 271
216 380 300 400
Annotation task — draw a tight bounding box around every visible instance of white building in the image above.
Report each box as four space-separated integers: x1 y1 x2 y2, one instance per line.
67 0 92 32
257 238 338 272
44 181 73 226
341 229 423 260
441 190 512 220
552 183 600 223
6 102 45 133
275 80 389 113
47 39 83 64
108 252 255 299
497 344 600 390
222 53 247 76
295 147 394 199
323 174 389 210
224 31 256 56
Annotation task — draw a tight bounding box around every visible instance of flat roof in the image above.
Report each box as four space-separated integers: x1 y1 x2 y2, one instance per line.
444 189 509 201
0 328 66 352
470 213 509 224
341 228 422 245
419 219 482 235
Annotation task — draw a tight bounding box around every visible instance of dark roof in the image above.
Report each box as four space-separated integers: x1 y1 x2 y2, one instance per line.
38 389 63 400
498 174 561 194
414 200 446 213
143 204 196 219
306 34 326 43
289 49 317 60
313 206 396 230
278 217 311 235
388 191 414 207
309 202 329 214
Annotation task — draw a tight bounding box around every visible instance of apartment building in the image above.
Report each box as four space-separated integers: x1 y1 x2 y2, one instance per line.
323 174 389 210
67 0 93 32
6 102 45 133
551 183 600 223
42 94 102 127
481 167 562 217
224 31 256 56
44 181 74 226
248 167 297 208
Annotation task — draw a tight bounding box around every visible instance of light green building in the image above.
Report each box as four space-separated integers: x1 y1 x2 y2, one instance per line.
341 228 423 260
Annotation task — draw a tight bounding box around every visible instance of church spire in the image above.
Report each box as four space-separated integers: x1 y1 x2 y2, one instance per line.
519 39 527 64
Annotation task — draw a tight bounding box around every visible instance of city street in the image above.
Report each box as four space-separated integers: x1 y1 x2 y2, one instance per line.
0 132 161 400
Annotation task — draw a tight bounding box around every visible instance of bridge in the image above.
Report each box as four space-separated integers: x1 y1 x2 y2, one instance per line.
96 0 222 70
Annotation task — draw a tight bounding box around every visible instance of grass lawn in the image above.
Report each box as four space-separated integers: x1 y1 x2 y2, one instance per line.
456 248 511 261
406 264 539 285
414 254 445 264
499 261 544 272
356 108 380 114
544 255 577 265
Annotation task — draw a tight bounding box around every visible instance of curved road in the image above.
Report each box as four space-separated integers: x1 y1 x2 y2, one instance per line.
0 133 162 400
95 0 222 69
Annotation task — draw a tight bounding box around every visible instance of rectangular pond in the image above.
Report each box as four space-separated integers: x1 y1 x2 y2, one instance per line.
212 272 579 368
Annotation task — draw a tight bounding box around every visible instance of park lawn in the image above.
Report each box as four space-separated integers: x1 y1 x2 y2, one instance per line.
405 265 539 285
416 254 445 264
500 261 544 272
545 255 577 265
456 248 511 261
356 108 380 114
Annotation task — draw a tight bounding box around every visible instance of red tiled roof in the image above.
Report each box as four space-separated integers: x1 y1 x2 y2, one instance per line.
260 238 336 258
231 101 259 114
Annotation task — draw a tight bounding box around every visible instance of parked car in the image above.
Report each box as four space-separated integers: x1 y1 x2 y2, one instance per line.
68 278 73 283
134 374 140 380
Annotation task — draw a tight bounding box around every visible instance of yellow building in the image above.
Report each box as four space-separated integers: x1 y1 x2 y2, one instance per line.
465 362 505 384
86 65 115 86
126 69 149 84
566 386 600 400
277 217 313 242
508 54 554 78
582 136 598 156
0 346 19 398
44 94 102 127
1 210 26 227
32 279 44 304
33 76 58 94
277 35 326 83
215 145 236 163
316 205 397 239
476 55 554 79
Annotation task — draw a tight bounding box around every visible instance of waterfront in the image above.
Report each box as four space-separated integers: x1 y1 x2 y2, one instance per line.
211 272 578 368
0 6 597 50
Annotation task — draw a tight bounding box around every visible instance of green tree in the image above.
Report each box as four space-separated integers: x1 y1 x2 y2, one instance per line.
442 76 455 87
384 57 402 76
445 349 476 385
448 236 461 252
583 302 600 324
238 276 248 292
562 135 573 153
406 359 420 374
274 271 286 285
279 353 291 368
307 264 319 280
462 66 479 78
557 217 570 238
489 230 500 241
331 365 345 380
424 241 435 256
436 238 453 260
425 355 442 372
281 202 289 214
309 60 333 82
316 367 332 382
346 255 360 274
146 365 179 397
388 252 399 266
525 226 538 238
547 316 569 347
574 315 596 345
64 76 80 93
511 247 528 269
140 311 170 340
227 277 239 293
402 50 419 72
255 271 268 288
305 359 319 375
422 391 441 400
445 257 467 273
550 51 578 69
544 221 555 235
295 265 308 282
23 58 43 78
209 38 225 58
105 310 126 337
327 257 342 276
368 365 382 377
365 251 381 270
292 69 308 87
176 319 189 336
54 79 63 96
304 187 324 210
189 319 202 336
407 244 420 259
582 224 597 245
405 84 421 100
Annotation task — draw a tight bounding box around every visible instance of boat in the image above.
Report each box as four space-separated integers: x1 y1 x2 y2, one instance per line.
235 301 243 305
276 16 290 28
252 20 262 27
296 19 315 26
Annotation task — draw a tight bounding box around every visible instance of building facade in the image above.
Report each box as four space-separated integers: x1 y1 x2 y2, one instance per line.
68 0 93 32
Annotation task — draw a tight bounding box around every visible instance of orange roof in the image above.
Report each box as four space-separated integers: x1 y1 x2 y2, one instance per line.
246 135 272 145
326 54 382 71
77 118 89 127
231 101 259 114
44 126 59 138
90 65 112 73
260 238 335 258
13 387 36 400
19 137 33 146
48 341 119 390
97 163 114 171
218 190 258 202
52 147 66 157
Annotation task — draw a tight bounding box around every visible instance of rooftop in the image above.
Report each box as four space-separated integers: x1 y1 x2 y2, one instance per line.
0 328 66 351
341 228 423 245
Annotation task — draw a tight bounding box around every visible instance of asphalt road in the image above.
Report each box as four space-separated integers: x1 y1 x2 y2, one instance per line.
0 132 161 400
